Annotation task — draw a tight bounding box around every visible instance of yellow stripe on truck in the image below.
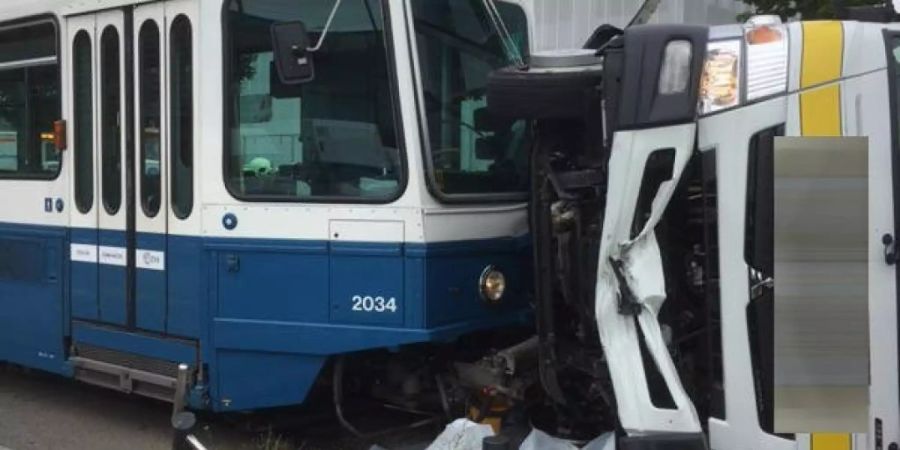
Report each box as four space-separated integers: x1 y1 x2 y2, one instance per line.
800 21 844 136
801 21 844 88
798 23 850 448
801 84 842 136
811 433 851 450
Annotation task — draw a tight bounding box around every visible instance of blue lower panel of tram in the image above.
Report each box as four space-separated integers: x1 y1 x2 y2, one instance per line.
98 230 127 325
136 232 167 333
205 236 528 410
71 227 99 322
0 223 68 375
0 221 530 411
71 228 128 326
167 235 203 338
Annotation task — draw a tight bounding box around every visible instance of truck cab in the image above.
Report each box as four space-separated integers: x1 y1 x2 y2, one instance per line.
486 9 900 450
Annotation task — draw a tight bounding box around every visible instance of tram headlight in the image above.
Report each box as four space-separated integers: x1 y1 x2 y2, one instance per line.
699 39 741 115
479 265 506 304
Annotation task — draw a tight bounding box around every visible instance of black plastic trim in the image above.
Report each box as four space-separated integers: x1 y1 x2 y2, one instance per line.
125 7 137 330
616 24 708 131
618 433 708 450
883 29 900 418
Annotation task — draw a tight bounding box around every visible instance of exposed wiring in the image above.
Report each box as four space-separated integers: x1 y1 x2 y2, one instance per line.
332 356 366 437
332 356 444 439
435 374 453 419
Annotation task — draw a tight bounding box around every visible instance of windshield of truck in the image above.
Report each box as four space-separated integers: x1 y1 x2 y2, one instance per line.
225 0 403 202
412 0 529 198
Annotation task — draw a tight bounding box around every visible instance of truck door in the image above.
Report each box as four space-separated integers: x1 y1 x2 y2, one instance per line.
877 31 900 449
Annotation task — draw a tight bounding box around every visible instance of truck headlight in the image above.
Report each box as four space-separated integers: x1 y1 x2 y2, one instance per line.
699 39 741 115
479 266 506 303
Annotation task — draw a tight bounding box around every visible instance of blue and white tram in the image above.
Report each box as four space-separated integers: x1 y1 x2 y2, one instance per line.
0 0 536 411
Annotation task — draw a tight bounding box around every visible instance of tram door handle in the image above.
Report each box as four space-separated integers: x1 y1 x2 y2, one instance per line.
884 234 898 266
225 254 241 273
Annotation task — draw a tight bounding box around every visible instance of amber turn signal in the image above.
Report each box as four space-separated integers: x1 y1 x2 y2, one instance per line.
53 119 67 151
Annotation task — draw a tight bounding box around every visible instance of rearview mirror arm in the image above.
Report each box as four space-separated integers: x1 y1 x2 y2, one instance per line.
307 0 343 53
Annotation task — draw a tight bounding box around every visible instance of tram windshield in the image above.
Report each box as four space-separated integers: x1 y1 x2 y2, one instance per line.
225 0 403 201
411 0 529 198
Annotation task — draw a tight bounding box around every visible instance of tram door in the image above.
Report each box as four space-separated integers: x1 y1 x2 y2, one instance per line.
133 4 170 332
68 2 196 333
68 11 130 327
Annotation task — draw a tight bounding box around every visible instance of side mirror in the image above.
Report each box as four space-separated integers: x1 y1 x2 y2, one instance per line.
271 21 315 85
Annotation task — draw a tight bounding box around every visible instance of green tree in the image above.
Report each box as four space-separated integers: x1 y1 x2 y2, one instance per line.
740 0 887 20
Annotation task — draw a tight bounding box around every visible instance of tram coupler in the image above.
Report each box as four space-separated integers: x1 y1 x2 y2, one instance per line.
171 363 191 419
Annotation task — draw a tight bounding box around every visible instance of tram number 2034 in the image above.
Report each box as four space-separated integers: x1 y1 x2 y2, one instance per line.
351 295 398 313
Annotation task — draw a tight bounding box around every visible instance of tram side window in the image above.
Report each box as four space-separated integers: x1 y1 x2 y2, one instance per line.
140 21 162 217
412 0 530 197
0 22 62 179
170 16 193 219
101 26 122 214
225 0 403 201
73 31 93 213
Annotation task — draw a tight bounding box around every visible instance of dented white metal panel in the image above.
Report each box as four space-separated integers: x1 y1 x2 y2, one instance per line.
504 0 748 51
594 123 700 435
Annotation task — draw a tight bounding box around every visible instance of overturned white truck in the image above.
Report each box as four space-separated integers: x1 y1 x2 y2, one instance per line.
486 5 900 450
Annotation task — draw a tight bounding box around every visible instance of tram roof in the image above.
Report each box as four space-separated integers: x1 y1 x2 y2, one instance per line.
0 0 169 22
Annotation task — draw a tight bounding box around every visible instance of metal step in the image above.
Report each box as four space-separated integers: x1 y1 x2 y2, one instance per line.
70 356 179 403
69 344 194 404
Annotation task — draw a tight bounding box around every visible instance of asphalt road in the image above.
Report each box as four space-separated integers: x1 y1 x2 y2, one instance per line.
0 364 252 450
0 364 438 450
